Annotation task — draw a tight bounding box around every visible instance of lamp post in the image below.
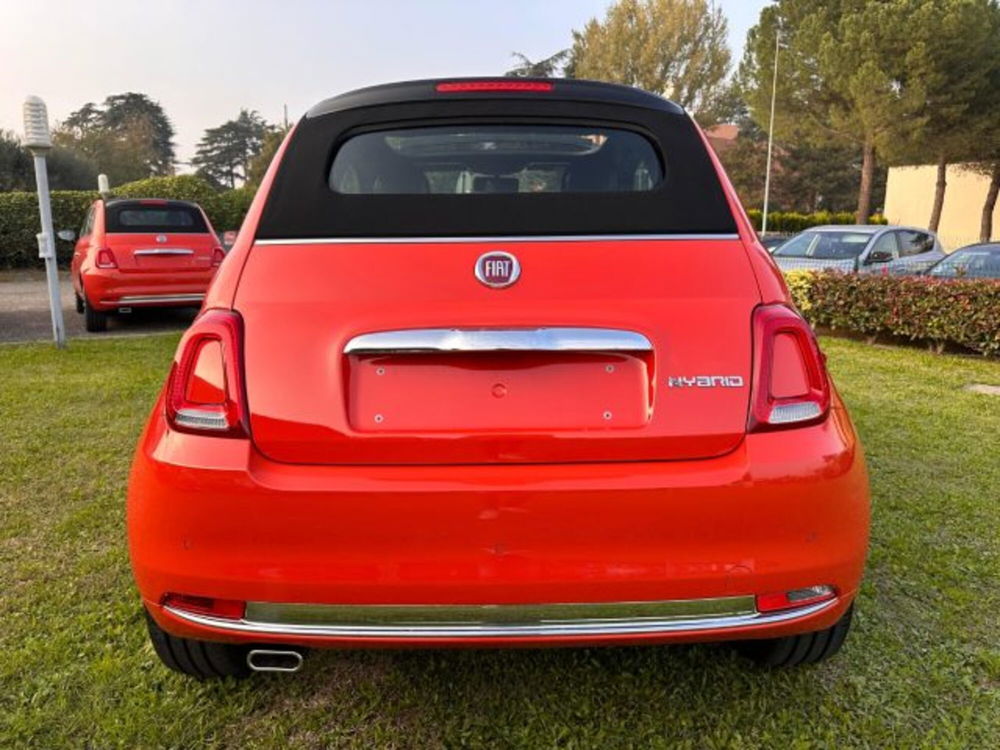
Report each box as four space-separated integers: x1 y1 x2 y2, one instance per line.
23 96 66 348
761 30 780 237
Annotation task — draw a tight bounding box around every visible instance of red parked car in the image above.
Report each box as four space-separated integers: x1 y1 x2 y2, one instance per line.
70 198 225 332
128 79 870 679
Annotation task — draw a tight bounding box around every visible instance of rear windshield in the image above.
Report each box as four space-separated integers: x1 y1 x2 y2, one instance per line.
329 126 663 195
928 246 1000 278
258 101 737 238
106 203 208 234
774 231 873 260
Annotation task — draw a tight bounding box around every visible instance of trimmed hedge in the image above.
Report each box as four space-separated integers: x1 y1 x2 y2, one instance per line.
0 191 98 267
0 176 255 268
785 270 1000 357
746 210 887 233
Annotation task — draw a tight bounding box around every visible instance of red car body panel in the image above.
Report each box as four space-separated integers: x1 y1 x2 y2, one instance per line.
127 79 870 652
71 199 221 311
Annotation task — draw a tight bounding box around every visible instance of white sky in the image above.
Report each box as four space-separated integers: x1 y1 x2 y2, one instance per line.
0 0 768 168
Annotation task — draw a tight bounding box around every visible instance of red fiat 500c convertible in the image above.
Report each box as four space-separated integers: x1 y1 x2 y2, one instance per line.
70 198 225 332
127 78 870 679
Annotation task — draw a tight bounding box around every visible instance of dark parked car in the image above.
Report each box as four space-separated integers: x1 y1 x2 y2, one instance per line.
924 243 1000 279
772 225 944 274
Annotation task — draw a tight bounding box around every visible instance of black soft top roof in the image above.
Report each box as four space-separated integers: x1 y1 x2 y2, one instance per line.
104 198 202 210
307 78 686 119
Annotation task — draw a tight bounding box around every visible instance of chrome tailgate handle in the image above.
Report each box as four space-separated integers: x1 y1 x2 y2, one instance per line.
344 327 652 354
134 248 195 256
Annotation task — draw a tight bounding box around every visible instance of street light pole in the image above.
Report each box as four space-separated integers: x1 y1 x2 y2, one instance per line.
761 30 780 237
23 96 66 348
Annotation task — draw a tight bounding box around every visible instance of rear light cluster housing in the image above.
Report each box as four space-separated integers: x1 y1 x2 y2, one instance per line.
165 309 247 437
95 248 117 269
748 304 831 431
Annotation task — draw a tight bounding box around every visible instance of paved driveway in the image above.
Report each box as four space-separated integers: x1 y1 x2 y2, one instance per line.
0 270 197 343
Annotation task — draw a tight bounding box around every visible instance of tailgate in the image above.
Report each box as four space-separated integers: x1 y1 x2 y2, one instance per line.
236 238 759 464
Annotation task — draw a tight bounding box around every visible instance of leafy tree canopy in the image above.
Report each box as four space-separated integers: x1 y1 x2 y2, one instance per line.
192 110 272 189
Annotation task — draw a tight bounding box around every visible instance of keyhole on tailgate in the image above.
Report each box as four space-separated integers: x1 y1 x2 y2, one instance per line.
492 383 507 399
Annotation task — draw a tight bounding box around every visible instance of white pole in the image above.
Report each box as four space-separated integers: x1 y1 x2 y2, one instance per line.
761 29 780 237
23 96 66 348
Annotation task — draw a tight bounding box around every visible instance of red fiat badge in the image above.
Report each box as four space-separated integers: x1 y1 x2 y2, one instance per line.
475 251 520 288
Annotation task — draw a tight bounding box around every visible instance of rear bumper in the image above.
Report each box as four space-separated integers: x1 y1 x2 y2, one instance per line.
82 268 214 311
129 398 869 648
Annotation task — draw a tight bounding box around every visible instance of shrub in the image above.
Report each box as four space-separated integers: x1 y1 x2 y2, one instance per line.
745 210 887 233
788 271 1000 357
0 190 97 268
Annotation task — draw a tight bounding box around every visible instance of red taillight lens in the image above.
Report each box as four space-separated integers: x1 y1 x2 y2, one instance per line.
749 304 830 431
211 246 225 267
95 248 117 268
162 593 245 620
165 309 246 437
757 585 836 613
435 80 554 93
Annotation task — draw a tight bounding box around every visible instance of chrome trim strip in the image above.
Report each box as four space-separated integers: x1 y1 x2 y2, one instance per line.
254 234 740 245
134 248 195 256
344 327 652 354
114 293 205 304
164 597 838 639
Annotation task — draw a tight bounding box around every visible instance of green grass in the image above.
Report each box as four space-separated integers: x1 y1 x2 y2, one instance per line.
1 335 998 748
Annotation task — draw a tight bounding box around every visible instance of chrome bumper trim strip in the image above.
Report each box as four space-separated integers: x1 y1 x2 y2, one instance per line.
113 294 205 304
255 234 740 245
164 597 837 639
344 327 653 354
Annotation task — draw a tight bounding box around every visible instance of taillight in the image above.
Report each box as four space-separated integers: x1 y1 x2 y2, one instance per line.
435 80 554 93
757 585 836 613
748 304 830 431
95 248 117 268
162 593 245 620
211 246 225 267
165 309 246 437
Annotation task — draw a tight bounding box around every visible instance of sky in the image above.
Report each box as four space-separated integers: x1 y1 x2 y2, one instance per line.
0 0 769 168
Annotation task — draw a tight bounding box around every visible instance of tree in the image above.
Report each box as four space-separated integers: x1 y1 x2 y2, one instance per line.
741 1 934 222
505 50 571 77
0 130 98 191
54 92 176 184
888 1 1000 231
245 124 291 189
569 0 731 122
192 110 271 189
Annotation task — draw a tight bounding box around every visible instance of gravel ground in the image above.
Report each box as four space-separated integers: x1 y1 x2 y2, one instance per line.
0 269 196 344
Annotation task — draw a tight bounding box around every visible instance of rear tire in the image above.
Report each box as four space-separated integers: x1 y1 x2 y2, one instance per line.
144 610 251 679
738 604 854 667
82 291 108 332
74 290 84 314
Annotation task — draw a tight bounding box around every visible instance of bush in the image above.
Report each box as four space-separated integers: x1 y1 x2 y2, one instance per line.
787 271 1000 357
0 177 257 268
0 191 97 268
745 210 887 233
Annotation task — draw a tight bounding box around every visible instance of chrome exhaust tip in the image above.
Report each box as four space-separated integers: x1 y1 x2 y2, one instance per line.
246 648 304 673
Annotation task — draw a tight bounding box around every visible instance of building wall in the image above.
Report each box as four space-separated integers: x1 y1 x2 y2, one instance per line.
884 164 999 251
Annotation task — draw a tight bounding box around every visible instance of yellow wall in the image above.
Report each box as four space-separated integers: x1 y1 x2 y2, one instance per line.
884 164 999 251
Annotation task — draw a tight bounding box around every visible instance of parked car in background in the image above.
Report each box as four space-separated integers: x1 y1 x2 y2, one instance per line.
759 234 792 253
128 78 869 679
772 225 944 274
68 199 225 332
924 243 1000 279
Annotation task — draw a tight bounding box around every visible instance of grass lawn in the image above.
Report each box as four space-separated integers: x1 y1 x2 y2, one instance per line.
1 334 998 748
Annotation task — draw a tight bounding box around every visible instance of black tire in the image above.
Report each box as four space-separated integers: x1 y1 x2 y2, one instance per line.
82 291 108 332
145 610 251 679
74 289 84 314
738 604 854 667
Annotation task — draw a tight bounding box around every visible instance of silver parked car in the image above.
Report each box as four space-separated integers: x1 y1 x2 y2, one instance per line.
924 243 1000 279
772 225 945 274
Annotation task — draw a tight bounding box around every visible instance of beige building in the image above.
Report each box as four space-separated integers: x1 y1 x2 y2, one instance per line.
884 164 999 251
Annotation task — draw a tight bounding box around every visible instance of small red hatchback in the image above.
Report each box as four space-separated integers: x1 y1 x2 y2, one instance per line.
71 198 225 332
127 79 870 679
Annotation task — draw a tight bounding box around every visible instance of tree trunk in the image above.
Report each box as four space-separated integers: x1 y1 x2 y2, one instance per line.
929 153 947 232
856 138 875 223
981 162 1000 242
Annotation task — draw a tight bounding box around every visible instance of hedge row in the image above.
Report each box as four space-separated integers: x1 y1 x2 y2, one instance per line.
785 270 1000 357
0 176 254 269
746 210 887 233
